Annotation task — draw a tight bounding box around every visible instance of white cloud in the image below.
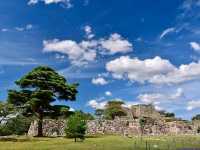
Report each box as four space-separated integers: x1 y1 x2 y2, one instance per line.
28 0 38 5
187 100 200 110
138 88 184 113
14 24 33 32
15 27 24 32
87 99 107 109
190 42 200 52
105 91 112 96
138 93 164 104
151 61 200 84
138 88 184 104
55 54 65 60
154 105 164 111
100 33 133 54
122 101 140 108
170 88 184 99
69 107 75 112
43 39 97 66
106 56 200 85
28 0 72 8
106 56 175 83
43 33 131 66
1 28 8 32
92 77 108 85
87 98 138 109
181 0 200 11
160 27 175 39
84 25 95 39
26 24 33 30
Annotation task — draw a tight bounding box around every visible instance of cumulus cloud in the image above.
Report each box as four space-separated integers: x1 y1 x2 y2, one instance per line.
160 27 175 39
100 33 133 54
122 101 140 108
181 0 200 11
154 105 164 111
69 107 75 111
87 98 138 109
187 100 200 110
84 25 95 39
138 88 184 104
106 56 200 85
43 39 97 66
92 77 108 85
28 0 72 8
151 61 200 84
106 56 175 83
87 99 107 109
190 42 200 52
87 98 143 110
137 88 184 112
43 33 132 66
105 91 112 96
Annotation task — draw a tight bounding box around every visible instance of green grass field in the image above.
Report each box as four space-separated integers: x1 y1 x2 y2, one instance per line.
0 135 200 150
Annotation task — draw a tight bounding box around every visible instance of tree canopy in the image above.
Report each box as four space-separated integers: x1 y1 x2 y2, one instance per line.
0 102 15 124
104 101 127 120
7 66 78 136
192 114 200 121
65 111 87 142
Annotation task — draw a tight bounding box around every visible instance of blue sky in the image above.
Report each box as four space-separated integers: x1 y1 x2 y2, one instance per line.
1 0 200 119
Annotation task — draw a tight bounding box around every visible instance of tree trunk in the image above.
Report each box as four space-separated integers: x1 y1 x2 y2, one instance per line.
37 113 43 137
74 137 77 142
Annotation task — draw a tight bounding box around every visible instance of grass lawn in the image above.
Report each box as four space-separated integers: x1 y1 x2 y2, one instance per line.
0 135 200 150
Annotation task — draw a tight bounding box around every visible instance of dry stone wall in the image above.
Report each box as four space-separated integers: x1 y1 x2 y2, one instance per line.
28 118 196 137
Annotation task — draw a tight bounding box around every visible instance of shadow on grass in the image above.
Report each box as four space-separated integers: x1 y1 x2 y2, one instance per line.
0 136 50 142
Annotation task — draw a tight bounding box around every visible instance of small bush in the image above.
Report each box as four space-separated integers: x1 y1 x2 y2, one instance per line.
65 111 87 142
0 125 12 136
0 115 32 136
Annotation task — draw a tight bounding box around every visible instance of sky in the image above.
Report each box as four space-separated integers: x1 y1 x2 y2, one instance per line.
1 0 200 120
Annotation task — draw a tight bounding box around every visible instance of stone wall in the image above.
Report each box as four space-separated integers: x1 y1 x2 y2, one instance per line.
28 119 66 137
28 118 196 137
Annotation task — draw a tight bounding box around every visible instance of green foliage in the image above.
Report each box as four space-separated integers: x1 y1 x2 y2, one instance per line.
139 117 147 135
192 114 200 121
197 127 200 133
104 101 127 120
0 102 15 123
8 66 79 136
0 125 12 136
159 111 175 118
165 112 175 118
77 111 94 120
0 115 32 136
65 111 87 142
95 109 104 118
7 115 32 135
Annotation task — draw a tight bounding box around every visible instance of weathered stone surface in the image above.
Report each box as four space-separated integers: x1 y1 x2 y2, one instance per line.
28 118 196 137
28 104 198 137
28 119 66 137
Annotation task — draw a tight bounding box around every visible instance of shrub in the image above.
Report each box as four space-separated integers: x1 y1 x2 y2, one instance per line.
197 127 200 133
65 111 87 142
0 115 32 136
139 117 147 135
0 125 12 136
192 114 200 121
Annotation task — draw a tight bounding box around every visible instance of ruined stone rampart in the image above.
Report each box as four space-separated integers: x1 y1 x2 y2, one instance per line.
28 118 197 137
